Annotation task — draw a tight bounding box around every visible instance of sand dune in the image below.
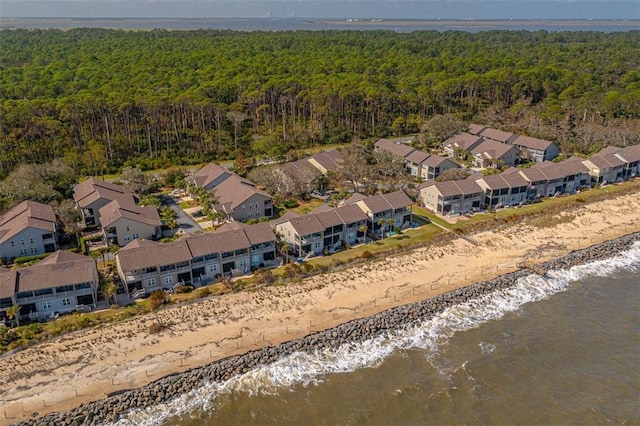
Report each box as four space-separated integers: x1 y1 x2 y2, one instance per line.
1 192 639 424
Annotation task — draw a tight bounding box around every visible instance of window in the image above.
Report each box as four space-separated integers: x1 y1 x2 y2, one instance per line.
209 264 217 272
314 242 321 249
30 238 34 244
133 233 139 239
146 278 156 287
126 226 130 232
124 235 131 242
10 241 14 247
20 249 28 256
238 259 247 268
42 301 52 310
21 240 25 245
255 203 259 209
164 276 173 285
251 254 261 264
247 212 253 218
62 298 71 306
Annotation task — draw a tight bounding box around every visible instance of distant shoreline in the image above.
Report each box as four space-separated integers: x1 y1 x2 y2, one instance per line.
1 17 638 31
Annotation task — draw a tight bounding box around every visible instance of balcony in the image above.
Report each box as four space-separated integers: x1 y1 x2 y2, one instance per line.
16 287 94 304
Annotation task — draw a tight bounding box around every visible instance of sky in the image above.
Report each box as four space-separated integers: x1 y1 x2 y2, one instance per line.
1 0 639 20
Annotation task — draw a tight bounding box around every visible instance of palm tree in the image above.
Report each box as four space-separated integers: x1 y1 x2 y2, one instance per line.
386 218 396 234
102 279 118 306
281 243 291 264
6 304 21 327
358 224 368 243
377 218 387 239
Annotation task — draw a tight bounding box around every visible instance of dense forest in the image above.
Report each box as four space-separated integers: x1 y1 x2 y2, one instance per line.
1 28 639 178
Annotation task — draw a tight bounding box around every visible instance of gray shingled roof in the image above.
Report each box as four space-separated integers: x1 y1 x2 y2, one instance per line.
514 135 555 151
98 196 161 228
73 177 134 208
16 251 97 292
479 128 516 143
443 132 484 150
374 138 416 158
288 215 326 236
0 201 58 244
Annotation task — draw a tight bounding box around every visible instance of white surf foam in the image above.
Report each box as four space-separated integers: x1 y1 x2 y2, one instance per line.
112 241 640 426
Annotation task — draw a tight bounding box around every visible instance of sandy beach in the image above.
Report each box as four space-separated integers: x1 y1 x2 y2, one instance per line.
1 192 639 424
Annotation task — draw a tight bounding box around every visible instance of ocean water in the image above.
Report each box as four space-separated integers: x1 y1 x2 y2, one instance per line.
1 18 639 33
114 242 640 426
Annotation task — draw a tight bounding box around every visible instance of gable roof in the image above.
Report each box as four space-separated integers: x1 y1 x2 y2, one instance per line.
478 173 528 190
0 201 57 244
468 124 487 135
404 150 431 164
513 135 555 151
422 154 458 168
334 204 368 224
479 128 517 143
308 149 343 173
215 221 275 246
471 140 517 160
117 239 193 271
73 177 134 208
423 179 484 197
374 138 416 158
187 163 232 188
98 197 161 228
211 176 271 211
358 190 412 214
443 132 484 151
617 145 640 163
16 250 97 292
535 159 589 180
270 211 302 227
0 268 17 299
585 153 626 169
286 215 326 236
597 145 623 155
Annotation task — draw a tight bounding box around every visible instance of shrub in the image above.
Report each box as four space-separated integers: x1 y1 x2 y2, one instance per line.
361 251 373 259
13 253 50 265
254 269 276 286
174 285 194 294
148 290 168 310
197 287 212 298
148 322 168 334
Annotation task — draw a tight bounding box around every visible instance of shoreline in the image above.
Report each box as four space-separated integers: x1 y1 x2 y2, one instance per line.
17 232 640 426
2 192 640 425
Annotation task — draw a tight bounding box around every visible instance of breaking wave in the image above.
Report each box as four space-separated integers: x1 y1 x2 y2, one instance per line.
113 242 640 426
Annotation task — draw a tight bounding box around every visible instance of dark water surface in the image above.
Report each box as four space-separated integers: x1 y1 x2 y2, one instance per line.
116 244 640 426
2 18 638 32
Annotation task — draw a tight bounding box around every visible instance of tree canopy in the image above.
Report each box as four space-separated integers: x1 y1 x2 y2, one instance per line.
1 28 638 178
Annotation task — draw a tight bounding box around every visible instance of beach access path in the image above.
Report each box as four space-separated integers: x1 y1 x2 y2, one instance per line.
0 191 639 424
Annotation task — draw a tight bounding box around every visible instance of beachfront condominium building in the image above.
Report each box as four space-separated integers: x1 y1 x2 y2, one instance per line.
517 158 591 198
348 190 413 238
474 173 530 209
116 223 277 297
471 139 519 168
0 201 59 262
186 163 274 222
98 197 162 247
419 179 484 215
442 132 485 158
0 251 98 323
73 178 135 227
512 136 559 163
